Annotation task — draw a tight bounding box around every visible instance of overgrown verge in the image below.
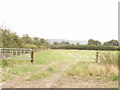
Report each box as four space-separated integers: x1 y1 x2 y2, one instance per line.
2 63 40 82
99 51 119 65
65 62 118 81
65 51 119 81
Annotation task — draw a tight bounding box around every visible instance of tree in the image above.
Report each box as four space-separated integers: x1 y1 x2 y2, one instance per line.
88 39 101 45
2 28 22 48
12 32 22 48
103 40 119 46
33 37 41 48
76 43 80 45
1 27 50 49
22 34 32 44
40 38 50 48
53 42 59 46
59 41 70 45
66 42 70 44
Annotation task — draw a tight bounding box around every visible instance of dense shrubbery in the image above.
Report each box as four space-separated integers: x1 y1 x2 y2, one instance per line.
50 39 119 50
51 44 119 50
0 28 50 49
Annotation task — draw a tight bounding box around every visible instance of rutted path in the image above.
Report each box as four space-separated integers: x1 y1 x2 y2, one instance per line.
2 51 78 88
3 59 117 88
2 60 72 88
17 60 76 88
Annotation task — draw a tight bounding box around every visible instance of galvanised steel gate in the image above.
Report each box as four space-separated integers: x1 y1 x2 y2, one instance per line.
0 48 34 63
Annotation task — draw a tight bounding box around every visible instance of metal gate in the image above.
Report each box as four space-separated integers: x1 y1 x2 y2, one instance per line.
0 48 34 63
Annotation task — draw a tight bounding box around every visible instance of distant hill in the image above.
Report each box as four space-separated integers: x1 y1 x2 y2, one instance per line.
46 39 88 45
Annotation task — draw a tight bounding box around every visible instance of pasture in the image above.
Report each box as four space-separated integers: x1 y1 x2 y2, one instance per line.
1 49 119 88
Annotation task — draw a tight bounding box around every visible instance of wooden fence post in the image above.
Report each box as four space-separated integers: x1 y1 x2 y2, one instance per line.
96 51 98 63
31 50 34 64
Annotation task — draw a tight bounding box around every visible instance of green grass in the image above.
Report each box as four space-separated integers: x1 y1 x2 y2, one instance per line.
65 62 93 77
2 49 119 82
34 50 72 64
98 51 118 65
65 50 118 80
26 65 59 81
26 72 49 81
65 61 118 81
2 59 31 68
11 64 39 75
2 73 13 82
103 74 119 82
2 50 72 81
2 64 40 81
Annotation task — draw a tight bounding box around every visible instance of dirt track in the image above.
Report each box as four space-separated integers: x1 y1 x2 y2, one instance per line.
2 60 118 88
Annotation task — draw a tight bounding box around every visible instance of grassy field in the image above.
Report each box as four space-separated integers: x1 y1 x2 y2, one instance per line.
1 49 119 88
64 50 119 80
2 50 72 81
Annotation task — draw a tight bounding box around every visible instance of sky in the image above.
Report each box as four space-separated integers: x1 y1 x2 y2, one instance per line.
0 0 119 42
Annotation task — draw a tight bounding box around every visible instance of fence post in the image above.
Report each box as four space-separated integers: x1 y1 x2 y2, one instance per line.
96 51 98 63
31 50 34 64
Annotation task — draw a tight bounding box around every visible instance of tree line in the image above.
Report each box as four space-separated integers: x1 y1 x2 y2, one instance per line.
0 28 50 49
88 39 119 46
0 27 119 50
51 39 120 50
